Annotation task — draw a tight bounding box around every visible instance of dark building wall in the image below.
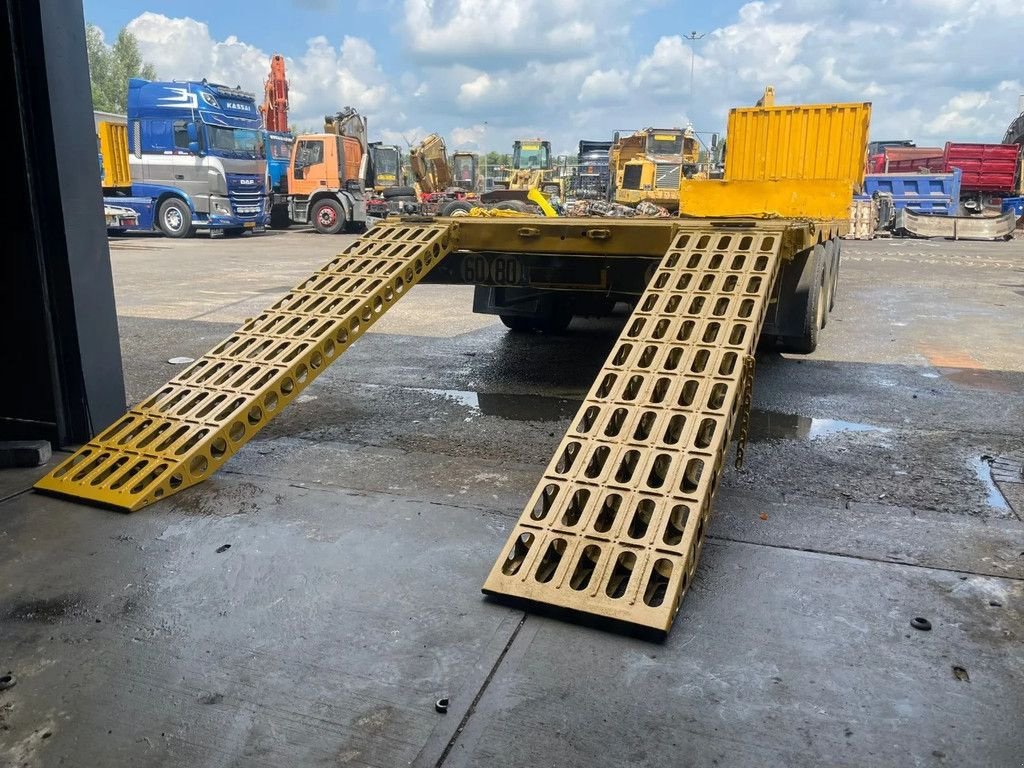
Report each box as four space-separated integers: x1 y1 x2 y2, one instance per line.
1 0 125 445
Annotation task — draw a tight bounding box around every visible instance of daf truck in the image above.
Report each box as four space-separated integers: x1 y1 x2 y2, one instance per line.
98 78 269 237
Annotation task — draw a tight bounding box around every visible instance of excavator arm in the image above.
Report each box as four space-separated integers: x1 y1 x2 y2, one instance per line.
409 133 454 195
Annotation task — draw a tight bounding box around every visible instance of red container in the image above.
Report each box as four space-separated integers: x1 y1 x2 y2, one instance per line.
882 147 944 173
943 142 1021 194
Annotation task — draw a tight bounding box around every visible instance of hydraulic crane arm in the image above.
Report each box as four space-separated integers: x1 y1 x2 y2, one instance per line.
259 54 289 133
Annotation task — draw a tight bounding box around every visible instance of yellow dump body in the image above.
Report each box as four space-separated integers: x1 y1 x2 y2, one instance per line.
680 96 871 220
99 121 132 191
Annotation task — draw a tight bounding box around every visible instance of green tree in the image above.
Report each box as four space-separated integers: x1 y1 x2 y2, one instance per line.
485 151 511 167
86 23 157 113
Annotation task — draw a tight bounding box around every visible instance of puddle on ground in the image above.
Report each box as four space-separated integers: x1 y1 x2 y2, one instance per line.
419 388 581 422
746 409 891 443
969 456 1010 511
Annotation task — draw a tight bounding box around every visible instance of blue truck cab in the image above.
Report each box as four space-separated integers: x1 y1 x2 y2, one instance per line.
263 130 294 229
106 78 269 237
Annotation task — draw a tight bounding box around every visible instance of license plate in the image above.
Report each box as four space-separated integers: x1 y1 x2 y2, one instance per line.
244 222 255 228
460 254 523 285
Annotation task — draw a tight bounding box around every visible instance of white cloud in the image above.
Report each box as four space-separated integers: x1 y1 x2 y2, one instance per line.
579 69 630 104
449 124 489 150
116 2 1023 156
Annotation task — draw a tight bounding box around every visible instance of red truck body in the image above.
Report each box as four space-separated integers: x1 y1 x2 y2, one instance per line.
943 142 1021 194
872 147 944 174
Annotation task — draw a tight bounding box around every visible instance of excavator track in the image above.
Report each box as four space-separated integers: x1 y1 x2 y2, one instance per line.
482 225 785 636
35 221 457 511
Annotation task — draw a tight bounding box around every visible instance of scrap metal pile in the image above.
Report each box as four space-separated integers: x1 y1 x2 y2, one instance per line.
561 199 672 218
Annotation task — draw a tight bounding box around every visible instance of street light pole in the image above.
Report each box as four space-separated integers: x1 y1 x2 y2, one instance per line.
684 31 705 99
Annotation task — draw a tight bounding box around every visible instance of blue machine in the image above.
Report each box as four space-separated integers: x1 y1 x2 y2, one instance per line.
861 169 962 216
104 78 269 237
1002 196 1024 218
263 130 294 228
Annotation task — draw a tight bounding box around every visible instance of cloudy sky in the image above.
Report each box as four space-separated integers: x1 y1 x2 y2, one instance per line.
84 0 1024 155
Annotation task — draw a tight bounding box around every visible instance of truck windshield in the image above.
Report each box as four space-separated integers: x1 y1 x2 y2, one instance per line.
268 137 292 161
647 132 684 156
514 142 550 170
206 126 262 158
374 149 399 175
580 151 609 167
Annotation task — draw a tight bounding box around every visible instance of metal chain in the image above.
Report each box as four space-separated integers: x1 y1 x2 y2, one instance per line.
734 354 757 470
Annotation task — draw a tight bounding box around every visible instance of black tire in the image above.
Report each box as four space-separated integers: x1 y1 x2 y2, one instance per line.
780 243 826 354
829 237 840 311
500 315 535 332
441 200 474 217
500 308 572 334
535 309 572 334
382 186 417 199
494 200 530 213
157 197 193 238
270 204 291 229
344 220 367 234
312 199 345 234
819 241 833 329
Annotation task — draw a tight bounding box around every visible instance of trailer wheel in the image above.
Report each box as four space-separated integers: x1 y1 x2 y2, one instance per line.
780 243 826 354
312 199 345 234
819 241 833 329
500 315 535 332
158 198 193 238
499 308 572 334
828 238 840 311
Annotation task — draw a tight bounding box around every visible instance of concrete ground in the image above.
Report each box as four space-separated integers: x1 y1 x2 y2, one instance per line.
2 226 1023 767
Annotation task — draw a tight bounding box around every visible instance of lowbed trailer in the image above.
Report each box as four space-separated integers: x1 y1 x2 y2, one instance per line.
35 91 868 638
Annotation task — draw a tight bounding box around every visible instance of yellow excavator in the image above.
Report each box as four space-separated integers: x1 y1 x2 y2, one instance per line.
609 126 700 211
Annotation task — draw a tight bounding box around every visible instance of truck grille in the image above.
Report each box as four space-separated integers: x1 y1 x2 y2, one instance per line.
227 174 265 218
655 163 681 190
622 165 643 190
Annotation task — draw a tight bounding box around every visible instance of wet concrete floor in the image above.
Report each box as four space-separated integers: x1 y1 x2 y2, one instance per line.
1 229 1023 767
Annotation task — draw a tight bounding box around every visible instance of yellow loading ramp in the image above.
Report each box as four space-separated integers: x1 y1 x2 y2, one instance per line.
36 215 806 638
480 220 787 636
35 222 458 511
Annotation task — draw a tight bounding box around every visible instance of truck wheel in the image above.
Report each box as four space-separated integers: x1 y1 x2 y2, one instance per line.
158 198 193 238
780 243 826 354
270 204 291 229
344 220 367 234
500 315 535 332
441 200 474 217
312 199 345 234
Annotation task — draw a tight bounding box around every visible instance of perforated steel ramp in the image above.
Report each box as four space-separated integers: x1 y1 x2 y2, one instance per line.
35 221 457 511
482 225 785 636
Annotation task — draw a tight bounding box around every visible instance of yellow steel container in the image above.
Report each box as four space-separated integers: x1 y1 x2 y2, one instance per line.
724 99 872 188
678 178 855 221
98 121 132 190
679 91 871 222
